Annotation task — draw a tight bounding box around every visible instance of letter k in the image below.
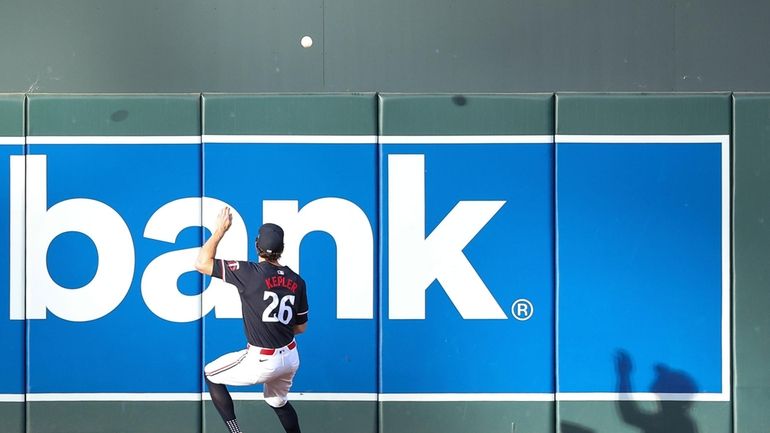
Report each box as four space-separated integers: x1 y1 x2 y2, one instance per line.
387 154 507 319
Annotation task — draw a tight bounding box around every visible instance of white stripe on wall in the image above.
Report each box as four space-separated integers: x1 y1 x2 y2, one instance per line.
223 393 378 402
26 393 201 402
13 392 729 402
26 136 201 145
378 393 555 402
555 134 730 144
24 393 377 402
0 394 24 402
379 135 554 144
204 135 378 144
22 135 555 145
721 135 732 401
556 392 729 402
0 137 24 145
9 155 25 320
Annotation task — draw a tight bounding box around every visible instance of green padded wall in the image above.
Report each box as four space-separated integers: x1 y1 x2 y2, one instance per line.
202 93 378 433
555 93 732 433
203 93 377 135
0 94 25 433
25 95 202 433
9 92 770 432
27 94 200 137
378 93 553 136
379 93 556 433
555 93 730 135
733 93 770 433
0 94 24 137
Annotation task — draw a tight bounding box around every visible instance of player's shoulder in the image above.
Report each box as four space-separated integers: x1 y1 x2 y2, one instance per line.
280 264 298 276
283 266 306 287
223 259 260 272
252 261 272 273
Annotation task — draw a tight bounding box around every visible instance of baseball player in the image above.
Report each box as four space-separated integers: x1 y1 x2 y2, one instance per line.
195 207 308 433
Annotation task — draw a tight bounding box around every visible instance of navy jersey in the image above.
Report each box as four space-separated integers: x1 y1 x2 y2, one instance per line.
212 259 309 348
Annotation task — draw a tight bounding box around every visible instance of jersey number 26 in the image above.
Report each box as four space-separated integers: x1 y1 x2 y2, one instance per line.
262 292 296 325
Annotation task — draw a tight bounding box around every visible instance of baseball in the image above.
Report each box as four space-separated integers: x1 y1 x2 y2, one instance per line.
300 36 313 48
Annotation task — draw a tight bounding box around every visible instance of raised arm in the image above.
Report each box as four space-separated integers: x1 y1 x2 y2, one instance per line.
194 207 233 275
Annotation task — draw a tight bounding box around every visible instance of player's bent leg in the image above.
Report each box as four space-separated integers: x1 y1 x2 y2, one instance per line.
271 402 301 433
204 348 262 433
205 377 243 433
263 373 294 408
264 369 300 433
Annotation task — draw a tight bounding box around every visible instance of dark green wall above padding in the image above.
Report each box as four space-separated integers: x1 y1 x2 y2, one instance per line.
733 93 770 433
2 1 770 93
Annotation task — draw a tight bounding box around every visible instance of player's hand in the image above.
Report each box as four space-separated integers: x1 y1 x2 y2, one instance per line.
216 207 233 234
615 350 632 376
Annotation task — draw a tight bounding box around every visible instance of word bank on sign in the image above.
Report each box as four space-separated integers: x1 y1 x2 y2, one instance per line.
8 154 512 323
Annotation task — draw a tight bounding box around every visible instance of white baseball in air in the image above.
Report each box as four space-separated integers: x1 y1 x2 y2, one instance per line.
300 36 313 48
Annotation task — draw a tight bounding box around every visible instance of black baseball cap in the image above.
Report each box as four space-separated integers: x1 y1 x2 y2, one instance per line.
256 223 284 254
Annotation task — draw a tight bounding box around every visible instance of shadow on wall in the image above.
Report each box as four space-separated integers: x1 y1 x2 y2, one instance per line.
561 421 597 433
561 350 700 433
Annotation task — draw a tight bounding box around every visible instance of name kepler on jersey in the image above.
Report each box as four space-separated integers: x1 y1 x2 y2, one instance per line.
265 275 299 293
8 153 511 323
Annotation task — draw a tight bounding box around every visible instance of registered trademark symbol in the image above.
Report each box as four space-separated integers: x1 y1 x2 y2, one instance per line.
511 299 534 321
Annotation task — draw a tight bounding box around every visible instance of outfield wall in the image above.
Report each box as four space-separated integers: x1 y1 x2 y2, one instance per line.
0 93 767 433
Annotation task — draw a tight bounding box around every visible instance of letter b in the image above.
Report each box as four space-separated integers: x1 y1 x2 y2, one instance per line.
23 155 135 321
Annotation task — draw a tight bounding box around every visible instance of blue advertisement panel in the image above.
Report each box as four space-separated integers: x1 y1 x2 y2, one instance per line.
1 139 24 396
202 136 378 395
25 138 203 393
557 136 729 397
379 137 555 394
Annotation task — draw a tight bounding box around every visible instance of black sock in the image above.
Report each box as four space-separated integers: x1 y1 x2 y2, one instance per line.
272 402 301 433
225 419 242 433
206 377 239 430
